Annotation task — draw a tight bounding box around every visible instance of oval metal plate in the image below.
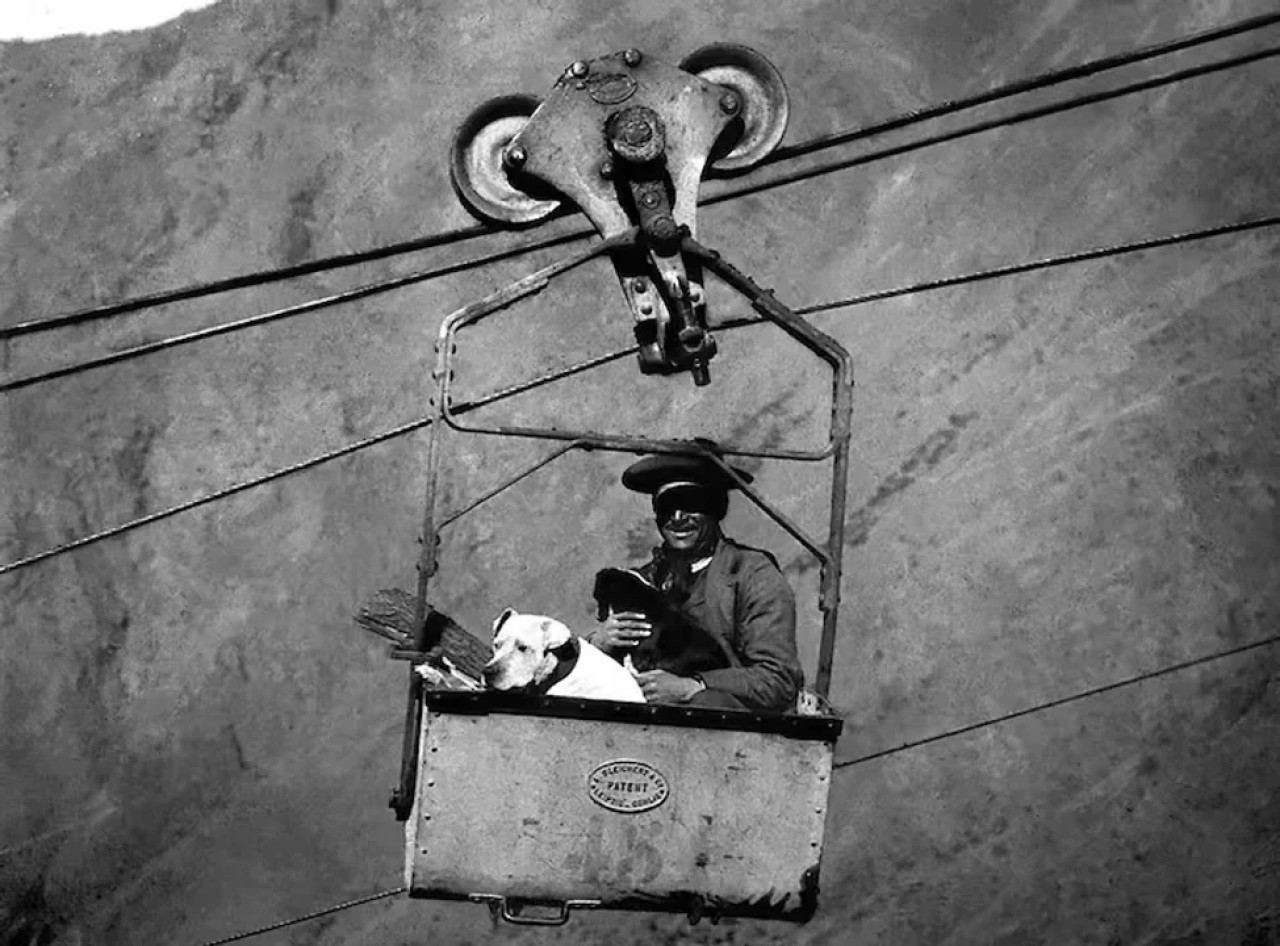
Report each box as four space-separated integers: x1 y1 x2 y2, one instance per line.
587 759 670 813
587 72 637 105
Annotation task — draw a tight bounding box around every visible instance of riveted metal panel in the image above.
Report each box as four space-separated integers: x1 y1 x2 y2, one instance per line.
405 695 838 921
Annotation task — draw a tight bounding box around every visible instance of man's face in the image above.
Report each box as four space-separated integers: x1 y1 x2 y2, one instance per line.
655 495 722 556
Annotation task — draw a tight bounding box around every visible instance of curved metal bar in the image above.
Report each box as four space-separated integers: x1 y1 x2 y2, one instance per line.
394 232 639 819
394 228 856 809
438 236 847 463
683 236 854 697
431 233 854 700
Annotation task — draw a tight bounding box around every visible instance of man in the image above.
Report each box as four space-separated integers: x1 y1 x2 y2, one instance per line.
588 448 803 712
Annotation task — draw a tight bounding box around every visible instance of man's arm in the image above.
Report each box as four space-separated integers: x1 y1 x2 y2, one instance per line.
696 557 803 711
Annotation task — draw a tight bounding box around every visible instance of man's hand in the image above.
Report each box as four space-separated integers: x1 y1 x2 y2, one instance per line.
594 611 651 651
635 669 703 704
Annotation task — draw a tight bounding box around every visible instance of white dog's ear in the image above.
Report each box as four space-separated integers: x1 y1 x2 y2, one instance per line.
541 618 571 650
492 607 516 635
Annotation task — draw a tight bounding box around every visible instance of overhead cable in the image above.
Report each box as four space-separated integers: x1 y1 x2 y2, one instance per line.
792 213 1280 316
714 43 1280 206
5 10 1277 342
759 8 1280 166
198 886 405 946
0 215 488 338
7 41 1274 394
832 632 1280 771
3 211 1274 577
0 345 635 575
0 230 584 394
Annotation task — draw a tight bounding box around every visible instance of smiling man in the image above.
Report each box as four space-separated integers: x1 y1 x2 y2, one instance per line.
589 446 803 712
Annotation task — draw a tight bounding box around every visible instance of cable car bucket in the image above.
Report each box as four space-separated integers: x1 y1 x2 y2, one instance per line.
389 45 855 926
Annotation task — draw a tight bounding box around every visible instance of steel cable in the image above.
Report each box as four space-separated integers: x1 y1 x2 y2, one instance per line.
0 230 585 394
7 42 1275 394
198 886 405 946
3 211 1276 577
0 221 490 339
757 8 1280 167
792 213 1280 316
831 632 1280 771
4 10 1277 343
709 43 1280 207
0 345 636 575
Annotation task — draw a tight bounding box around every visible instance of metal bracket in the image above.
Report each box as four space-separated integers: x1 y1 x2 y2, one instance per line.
504 49 738 383
468 893 601 926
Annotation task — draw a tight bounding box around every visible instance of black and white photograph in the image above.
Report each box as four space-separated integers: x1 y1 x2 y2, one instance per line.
2 1 1277 943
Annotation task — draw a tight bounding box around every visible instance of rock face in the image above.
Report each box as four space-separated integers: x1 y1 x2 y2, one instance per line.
2 0 1278 943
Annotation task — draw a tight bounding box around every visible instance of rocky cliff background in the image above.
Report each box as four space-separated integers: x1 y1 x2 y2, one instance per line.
2 0 1278 943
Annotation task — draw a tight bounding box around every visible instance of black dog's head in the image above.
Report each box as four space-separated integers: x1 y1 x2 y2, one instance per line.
592 568 667 623
592 567 732 676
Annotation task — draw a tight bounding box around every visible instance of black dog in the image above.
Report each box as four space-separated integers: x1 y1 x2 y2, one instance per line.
592 567 733 678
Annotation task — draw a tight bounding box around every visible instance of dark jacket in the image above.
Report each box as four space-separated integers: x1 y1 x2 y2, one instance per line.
642 538 803 712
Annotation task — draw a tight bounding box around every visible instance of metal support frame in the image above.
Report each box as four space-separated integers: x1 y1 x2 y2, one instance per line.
391 230 852 820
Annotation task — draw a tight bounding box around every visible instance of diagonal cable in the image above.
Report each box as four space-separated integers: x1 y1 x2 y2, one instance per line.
0 230 584 394
757 8 1280 167
2 209 1276 576
7 42 1273 394
4 10 1277 343
832 632 1280 771
792 213 1280 316
0 345 636 575
710 43 1280 207
198 886 405 946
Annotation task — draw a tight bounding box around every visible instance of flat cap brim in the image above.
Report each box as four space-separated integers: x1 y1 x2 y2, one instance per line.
621 453 753 494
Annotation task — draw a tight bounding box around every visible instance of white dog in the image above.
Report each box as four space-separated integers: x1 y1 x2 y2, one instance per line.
482 608 645 702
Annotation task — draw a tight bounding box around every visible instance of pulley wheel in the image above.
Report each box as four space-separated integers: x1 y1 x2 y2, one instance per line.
679 43 790 174
449 94 562 227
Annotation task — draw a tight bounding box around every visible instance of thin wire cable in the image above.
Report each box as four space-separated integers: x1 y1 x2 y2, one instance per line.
3 211 1275 575
710 43 1280 207
199 886 405 946
0 217 488 338
793 212 1280 317
757 8 1280 167
0 344 638 575
0 229 584 394
0 417 432 575
832 632 1280 771
9 42 1273 395
5 10 1277 343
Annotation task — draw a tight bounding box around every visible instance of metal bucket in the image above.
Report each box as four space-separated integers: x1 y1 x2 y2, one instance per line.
405 692 843 925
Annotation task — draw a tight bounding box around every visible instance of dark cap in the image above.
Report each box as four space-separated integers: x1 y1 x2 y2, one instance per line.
620 448 753 496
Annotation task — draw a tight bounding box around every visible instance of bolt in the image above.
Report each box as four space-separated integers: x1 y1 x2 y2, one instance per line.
619 119 652 146
504 144 526 168
599 158 614 179
632 278 648 294
719 90 740 115
639 303 654 316
569 60 589 78
640 191 661 209
623 48 642 67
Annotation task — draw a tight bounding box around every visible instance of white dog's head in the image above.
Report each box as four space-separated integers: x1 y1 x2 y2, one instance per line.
482 608 573 691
